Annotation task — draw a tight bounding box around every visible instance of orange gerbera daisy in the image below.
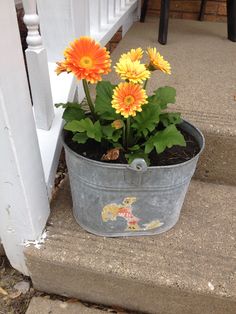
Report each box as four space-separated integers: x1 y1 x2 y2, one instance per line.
55 61 69 75
55 37 111 83
147 48 171 74
112 82 148 118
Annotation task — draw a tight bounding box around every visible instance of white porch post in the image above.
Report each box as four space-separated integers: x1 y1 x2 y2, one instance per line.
0 0 50 275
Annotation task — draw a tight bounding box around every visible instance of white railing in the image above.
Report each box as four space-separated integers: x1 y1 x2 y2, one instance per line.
37 0 139 61
0 0 140 275
23 0 54 130
36 0 140 194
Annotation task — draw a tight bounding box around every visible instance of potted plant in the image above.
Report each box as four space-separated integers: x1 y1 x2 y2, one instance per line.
56 37 204 237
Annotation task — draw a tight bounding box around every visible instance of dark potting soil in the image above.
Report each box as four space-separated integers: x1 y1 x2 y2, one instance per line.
65 127 200 167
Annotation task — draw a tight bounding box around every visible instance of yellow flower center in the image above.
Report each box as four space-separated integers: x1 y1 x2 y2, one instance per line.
124 95 135 106
80 56 93 68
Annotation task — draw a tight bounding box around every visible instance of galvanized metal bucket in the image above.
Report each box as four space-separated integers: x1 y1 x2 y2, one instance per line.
62 120 205 237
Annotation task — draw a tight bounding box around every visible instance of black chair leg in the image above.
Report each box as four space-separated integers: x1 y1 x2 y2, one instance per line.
158 0 170 45
227 0 236 41
140 0 149 23
199 0 207 21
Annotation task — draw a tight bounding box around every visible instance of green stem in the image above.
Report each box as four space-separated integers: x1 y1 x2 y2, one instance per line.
122 124 126 148
82 79 95 117
143 79 149 90
126 117 131 149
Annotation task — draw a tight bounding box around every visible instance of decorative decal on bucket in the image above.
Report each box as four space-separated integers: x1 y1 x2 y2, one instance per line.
101 197 163 231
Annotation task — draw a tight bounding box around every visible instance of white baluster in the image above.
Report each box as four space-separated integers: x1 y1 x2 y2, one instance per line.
115 0 121 16
89 0 101 37
100 0 109 28
121 0 126 9
73 0 90 37
23 0 54 130
108 0 116 22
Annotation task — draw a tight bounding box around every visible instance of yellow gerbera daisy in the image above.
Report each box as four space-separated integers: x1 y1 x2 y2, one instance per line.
147 48 171 74
112 82 148 118
119 48 143 62
115 59 150 84
55 37 111 83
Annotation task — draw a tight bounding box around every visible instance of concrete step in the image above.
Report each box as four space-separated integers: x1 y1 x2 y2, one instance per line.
26 297 105 314
102 19 236 186
25 178 236 314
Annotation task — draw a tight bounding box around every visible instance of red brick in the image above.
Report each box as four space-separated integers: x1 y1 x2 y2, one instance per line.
148 0 161 10
165 0 201 13
170 12 183 19
205 14 227 22
105 43 111 52
205 2 219 14
110 31 122 43
148 9 160 17
146 0 227 22
218 3 227 15
182 12 199 20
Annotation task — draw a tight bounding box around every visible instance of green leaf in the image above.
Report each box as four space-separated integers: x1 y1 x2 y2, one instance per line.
55 102 81 109
64 118 102 142
144 142 154 154
102 125 122 142
145 125 186 154
55 102 86 122
160 112 182 127
129 145 140 151
125 151 150 166
94 81 119 120
147 94 159 106
112 143 123 148
154 87 176 109
93 121 103 142
72 132 88 144
62 107 85 122
64 120 84 132
102 125 114 138
55 103 64 108
132 101 161 136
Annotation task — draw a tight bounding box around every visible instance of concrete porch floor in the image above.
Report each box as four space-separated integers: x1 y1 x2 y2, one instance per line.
25 19 236 314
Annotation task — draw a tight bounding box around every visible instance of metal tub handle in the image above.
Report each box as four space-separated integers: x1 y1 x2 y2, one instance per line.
125 159 148 186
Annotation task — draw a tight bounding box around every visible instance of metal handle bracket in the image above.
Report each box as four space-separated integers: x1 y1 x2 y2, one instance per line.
125 159 148 186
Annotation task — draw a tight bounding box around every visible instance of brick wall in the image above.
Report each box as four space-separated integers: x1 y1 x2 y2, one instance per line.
105 28 123 53
146 0 227 22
